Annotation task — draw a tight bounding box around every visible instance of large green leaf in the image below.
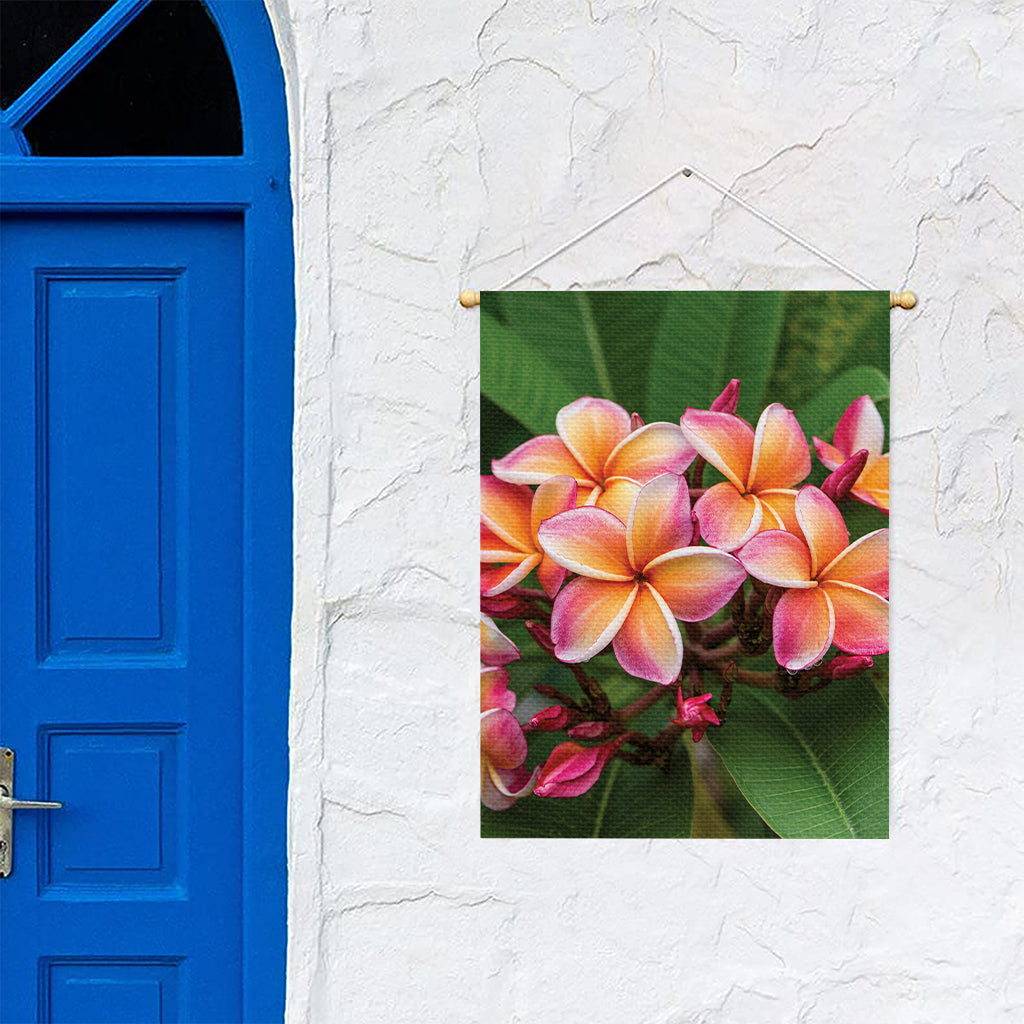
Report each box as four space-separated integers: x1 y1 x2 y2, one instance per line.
768 292 889 412
646 292 786 424
795 365 890 444
483 292 616 405
480 310 582 436
707 680 888 838
481 744 693 838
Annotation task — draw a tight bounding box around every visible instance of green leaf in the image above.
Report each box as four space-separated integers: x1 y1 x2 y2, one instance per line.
707 680 888 839
480 311 582 436
483 292 616 406
481 745 694 839
768 292 889 412
646 292 786 423
795 365 890 444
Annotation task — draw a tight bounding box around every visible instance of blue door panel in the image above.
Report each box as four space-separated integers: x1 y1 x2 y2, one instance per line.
1 213 245 1023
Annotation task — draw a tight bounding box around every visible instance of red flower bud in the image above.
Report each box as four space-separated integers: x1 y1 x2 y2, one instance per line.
630 412 645 431
819 654 874 680
524 620 555 653
567 720 615 741
533 736 628 798
710 378 740 414
821 449 869 503
526 705 569 732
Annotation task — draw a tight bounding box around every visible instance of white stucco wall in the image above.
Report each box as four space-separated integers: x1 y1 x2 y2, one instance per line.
266 1 1024 1020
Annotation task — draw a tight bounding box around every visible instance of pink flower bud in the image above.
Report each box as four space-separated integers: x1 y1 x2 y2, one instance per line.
480 593 530 618
527 705 569 732
689 510 702 546
567 720 615 741
524 620 555 653
820 654 874 680
821 449 870 502
669 690 721 743
710 378 740 414
630 412 645 431
533 736 628 798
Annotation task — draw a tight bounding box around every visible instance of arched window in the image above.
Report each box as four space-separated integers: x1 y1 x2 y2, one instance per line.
1 4 292 1021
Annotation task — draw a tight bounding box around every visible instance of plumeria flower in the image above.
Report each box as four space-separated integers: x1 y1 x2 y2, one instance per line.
481 708 538 810
480 665 538 810
480 475 577 597
492 396 696 523
669 690 720 743
738 486 888 672
480 614 520 667
532 735 627 798
813 395 889 514
681 403 812 551
537 473 746 685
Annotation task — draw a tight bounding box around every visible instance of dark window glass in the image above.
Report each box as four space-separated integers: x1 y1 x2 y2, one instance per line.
1 1 116 109
23 0 242 156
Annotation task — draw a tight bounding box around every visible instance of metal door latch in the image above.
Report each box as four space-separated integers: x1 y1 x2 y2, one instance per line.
0 748 62 878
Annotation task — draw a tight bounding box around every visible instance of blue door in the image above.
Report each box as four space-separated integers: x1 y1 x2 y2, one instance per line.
2 213 245 1020
0 4 292 1022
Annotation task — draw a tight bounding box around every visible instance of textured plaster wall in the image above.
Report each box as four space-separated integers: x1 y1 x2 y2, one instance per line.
266 1 1024 1020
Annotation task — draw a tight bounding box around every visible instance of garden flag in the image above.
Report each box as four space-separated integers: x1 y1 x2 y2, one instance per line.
480 292 889 839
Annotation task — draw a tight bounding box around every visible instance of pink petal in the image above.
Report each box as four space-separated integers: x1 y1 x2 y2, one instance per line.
480 523 527 562
851 453 889 513
693 481 763 551
822 582 889 655
738 530 814 588
480 476 535 550
834 395 885 460
813 437 846 472
536 554 568 599
481 614 520 666
480 666 516 712
594 478 641 524
747 403 811 492
480 708 528 769
819 529 889 598
611 584 683 684
772 587 835 672
645 548 747 620
680 409 754 490
556 397 631 482
549 578 638 662
530 475 579 538
604 422 697 484
795 486 849 578
480 552 542 596
482 763 539 810
492 434 593 487
626 473 693 571
537 507 633 580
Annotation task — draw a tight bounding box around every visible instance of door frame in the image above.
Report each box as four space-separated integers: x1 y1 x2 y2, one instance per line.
0 2 293 1018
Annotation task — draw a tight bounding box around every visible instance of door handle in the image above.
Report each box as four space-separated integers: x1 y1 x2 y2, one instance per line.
0 747 63 878
0 793 63 811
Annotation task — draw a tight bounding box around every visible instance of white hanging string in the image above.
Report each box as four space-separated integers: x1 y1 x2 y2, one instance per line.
459 162 916 307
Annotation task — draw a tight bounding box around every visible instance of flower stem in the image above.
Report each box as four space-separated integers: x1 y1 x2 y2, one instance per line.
614 684 673 724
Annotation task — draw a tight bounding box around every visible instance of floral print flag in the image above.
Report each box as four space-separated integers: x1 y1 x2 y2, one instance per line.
480 292 890 839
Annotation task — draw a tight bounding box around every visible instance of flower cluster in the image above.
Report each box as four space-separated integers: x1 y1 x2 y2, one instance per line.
480 387 889 809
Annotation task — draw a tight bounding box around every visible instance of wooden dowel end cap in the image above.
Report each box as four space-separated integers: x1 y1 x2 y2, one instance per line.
890 290 918 310
459 289 481 308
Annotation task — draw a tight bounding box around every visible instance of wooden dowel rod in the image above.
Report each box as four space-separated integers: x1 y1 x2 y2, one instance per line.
460 289 917 309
